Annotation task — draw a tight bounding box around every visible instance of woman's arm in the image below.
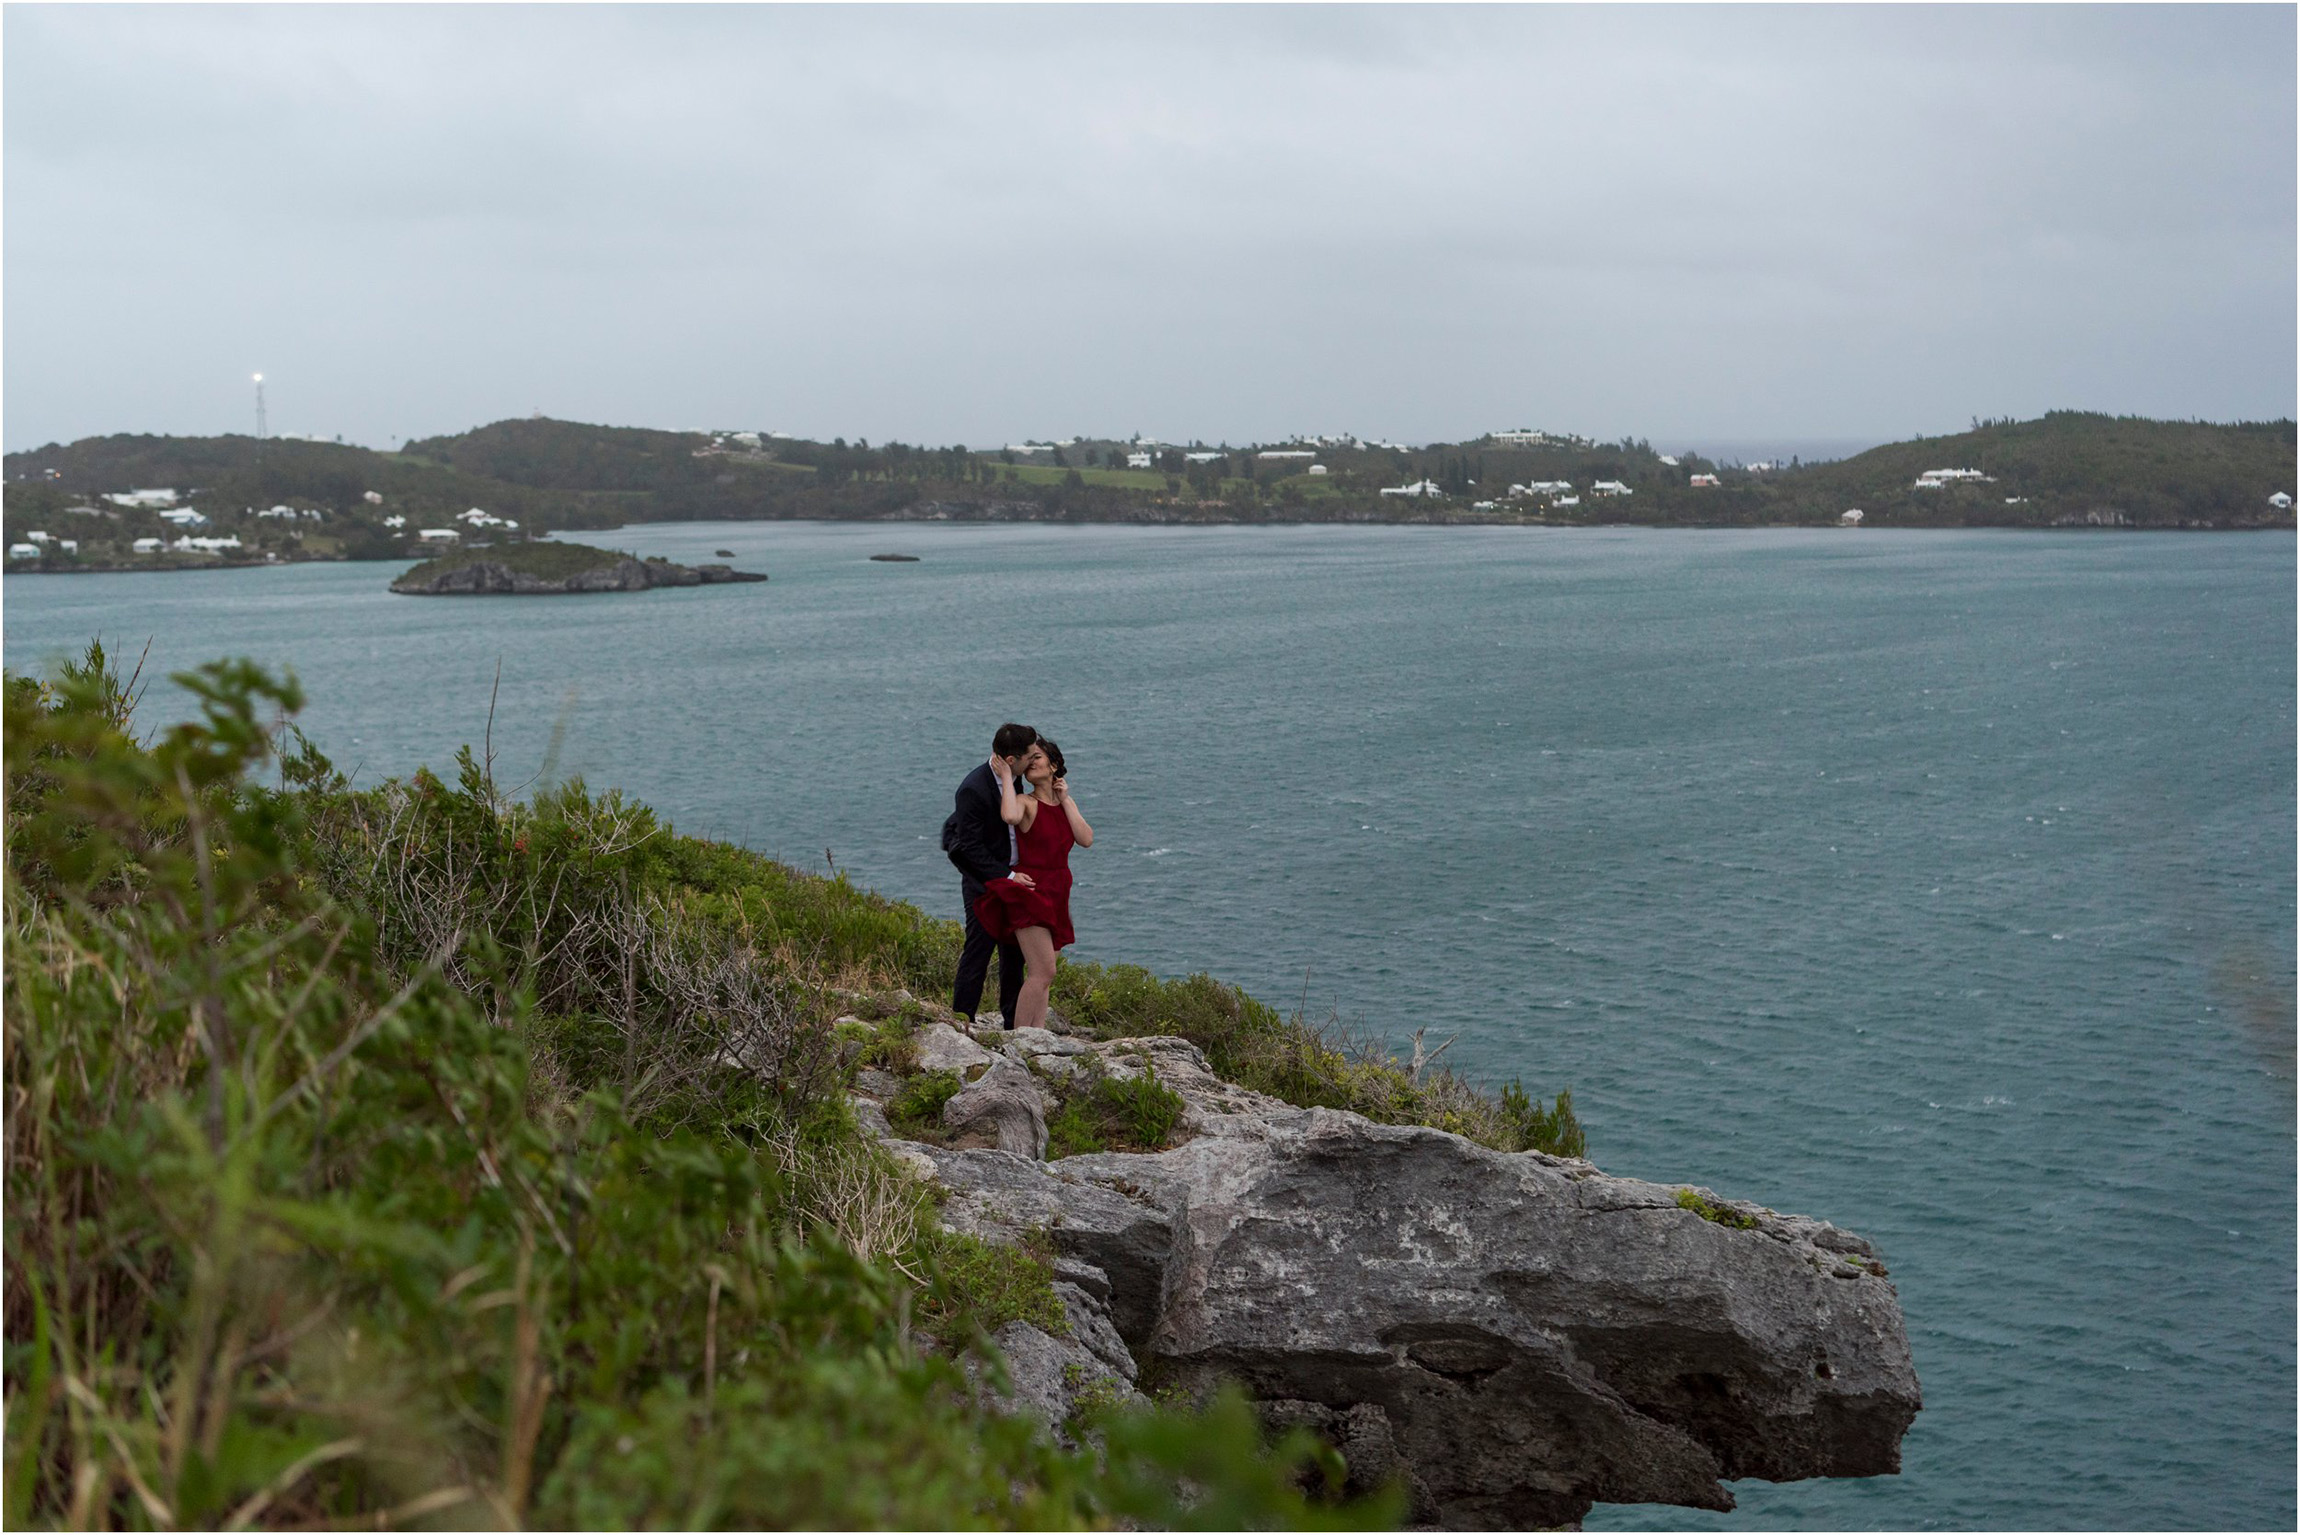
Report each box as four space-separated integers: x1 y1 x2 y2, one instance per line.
993 756 1028 826
1055 777 1093 848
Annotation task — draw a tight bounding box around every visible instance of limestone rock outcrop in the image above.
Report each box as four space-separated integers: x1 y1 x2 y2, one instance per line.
941 1055 1050 1159
861 1022 1921 1529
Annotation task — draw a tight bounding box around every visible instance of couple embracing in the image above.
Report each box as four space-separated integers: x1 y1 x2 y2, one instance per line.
941 723 1094 1031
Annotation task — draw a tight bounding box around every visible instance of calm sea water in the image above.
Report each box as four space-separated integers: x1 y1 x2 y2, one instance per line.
7 524 2293 1530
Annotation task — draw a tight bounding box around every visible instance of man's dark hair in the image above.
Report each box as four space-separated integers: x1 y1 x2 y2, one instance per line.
992 722 1037 758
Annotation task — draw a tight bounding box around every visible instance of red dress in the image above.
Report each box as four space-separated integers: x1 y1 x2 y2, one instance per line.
974 797 1077 949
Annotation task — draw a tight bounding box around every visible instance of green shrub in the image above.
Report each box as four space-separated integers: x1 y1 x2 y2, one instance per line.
888 1068 964 1136
861 1012 923 1073
1044 1062 1189 1159
918 1229 1070 1340
1500 1081 1587 1158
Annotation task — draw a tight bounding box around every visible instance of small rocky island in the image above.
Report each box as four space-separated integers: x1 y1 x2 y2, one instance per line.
390 540 766 595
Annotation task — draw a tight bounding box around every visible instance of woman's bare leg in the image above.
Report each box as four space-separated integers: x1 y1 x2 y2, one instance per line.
1015 926 1057 1032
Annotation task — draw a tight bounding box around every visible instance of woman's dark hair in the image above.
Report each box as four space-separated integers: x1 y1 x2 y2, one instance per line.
992 722 1037 757
1036 737 1065 778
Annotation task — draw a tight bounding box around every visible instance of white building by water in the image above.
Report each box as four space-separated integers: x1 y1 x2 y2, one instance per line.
1380 480 1443 498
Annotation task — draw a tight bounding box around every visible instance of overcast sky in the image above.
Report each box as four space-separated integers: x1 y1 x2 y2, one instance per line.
5 4 2293 455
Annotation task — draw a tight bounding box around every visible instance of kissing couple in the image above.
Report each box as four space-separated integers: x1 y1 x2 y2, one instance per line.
941 722 1094 1031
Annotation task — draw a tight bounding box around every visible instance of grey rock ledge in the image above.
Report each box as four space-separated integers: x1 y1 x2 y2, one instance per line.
877 1028 1921 1529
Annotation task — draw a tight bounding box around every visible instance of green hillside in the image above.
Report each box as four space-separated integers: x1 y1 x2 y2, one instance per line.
7 413 2292 553
1737 412 2297 528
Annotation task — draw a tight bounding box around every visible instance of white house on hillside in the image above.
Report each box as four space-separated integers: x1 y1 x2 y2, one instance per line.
1840 509 1865 526
1914 468 1990 489
158 508 210 527
2270 492 2292 510
1380 480 1443 498
106 488 179 508
1689 473 1720 488
1590 480 1633 497
172 535 243 554
132 537 166 554
1126 451 1152 470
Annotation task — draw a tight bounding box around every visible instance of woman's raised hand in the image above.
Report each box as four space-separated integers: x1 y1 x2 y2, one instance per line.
1052 775 1070 801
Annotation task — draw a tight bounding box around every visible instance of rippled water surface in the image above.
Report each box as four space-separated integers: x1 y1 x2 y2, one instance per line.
8 524 2294 1530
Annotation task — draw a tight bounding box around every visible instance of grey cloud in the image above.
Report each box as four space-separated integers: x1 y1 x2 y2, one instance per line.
6 4 2290 452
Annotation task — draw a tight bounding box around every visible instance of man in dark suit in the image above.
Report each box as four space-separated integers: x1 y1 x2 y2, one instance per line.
943 722 1042 1026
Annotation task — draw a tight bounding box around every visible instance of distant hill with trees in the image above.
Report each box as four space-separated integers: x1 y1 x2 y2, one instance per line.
6 412 2290 570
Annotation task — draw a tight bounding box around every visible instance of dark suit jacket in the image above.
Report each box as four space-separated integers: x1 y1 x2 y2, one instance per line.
942 761 1014 897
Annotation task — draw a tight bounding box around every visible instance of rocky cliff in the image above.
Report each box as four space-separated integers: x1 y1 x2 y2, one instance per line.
854 1016 1921 1530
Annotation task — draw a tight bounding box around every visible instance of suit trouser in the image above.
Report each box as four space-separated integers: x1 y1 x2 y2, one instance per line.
953 881 1024 1022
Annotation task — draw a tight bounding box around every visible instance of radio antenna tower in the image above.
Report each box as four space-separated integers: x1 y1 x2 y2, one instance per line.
253 374 268 441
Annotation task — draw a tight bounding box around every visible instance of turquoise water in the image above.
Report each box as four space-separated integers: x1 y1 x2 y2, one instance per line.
7 524 2293 1530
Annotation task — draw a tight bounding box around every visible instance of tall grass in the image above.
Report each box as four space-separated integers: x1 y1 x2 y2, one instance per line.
2 646 1398 1530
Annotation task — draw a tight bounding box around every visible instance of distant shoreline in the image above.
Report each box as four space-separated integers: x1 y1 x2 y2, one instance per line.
9 516 2291 578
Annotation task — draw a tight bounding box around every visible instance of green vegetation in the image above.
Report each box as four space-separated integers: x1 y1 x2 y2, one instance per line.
1045 1063 1191 1159
1676 1188 1760 1229
1048 964 1587 1157
919 1230 1072 1339
391 538 639 584
889 1069 966 1137
3 642 1420 1529
10 412 2290 553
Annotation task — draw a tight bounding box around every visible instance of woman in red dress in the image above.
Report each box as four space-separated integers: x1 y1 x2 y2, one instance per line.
974 738 1092 1031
